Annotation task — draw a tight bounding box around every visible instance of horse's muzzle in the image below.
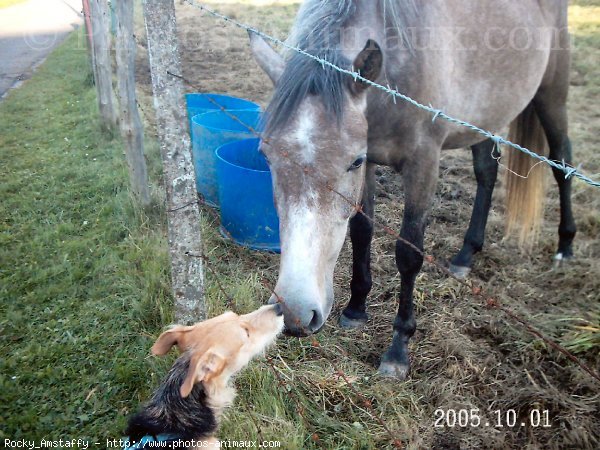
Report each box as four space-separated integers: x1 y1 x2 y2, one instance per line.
281 306 325 336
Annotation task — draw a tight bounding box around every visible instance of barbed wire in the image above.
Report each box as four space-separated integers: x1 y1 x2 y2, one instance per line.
183 253 313 443
167 69 600 385
182 201 393 439
183 0 600 189
263 355 317 443
135 56 403 450
260 278 405 448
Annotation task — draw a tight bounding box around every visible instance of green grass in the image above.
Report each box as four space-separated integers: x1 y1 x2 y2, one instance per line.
563 317 600 353
0 31 173 442
0 0 27 9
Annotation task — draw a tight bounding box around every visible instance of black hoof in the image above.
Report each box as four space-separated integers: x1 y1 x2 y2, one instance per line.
339 312 368 329
378 334 412 380
449 263 471 279
377 360 410 380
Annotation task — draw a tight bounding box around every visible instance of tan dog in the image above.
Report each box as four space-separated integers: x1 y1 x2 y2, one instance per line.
125 304 284 449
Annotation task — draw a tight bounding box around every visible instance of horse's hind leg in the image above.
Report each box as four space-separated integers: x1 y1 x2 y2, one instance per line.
533 94 576 262
450 139 499 277
341 164 376 328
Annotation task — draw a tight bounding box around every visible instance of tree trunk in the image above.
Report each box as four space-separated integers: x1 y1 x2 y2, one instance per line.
114 0 151 206
89 0 118 132
142 0 205 324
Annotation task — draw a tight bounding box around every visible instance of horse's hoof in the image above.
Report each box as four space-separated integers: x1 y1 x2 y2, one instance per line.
339 313 368 329
377 361 410 380
553 253 574 268
449 264 471 279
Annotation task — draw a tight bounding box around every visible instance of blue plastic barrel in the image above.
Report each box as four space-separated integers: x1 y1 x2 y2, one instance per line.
216 138 280 252
192 110 263 207
185 93 260 132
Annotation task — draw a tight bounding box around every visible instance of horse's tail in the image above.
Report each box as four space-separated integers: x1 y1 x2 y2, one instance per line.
504 102 549 250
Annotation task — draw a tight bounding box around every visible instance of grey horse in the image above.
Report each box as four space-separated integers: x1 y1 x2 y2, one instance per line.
250 0 575 378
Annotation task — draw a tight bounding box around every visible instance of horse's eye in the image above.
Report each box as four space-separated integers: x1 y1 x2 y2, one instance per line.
349 156 366 171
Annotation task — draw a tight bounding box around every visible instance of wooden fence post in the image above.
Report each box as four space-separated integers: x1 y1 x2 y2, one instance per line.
114 0 151 206
142 0 205 324
81 0 95 72
89 0 118 132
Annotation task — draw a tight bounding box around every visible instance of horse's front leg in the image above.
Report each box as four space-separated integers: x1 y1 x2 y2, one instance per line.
379 149 440 379
340 163 377 328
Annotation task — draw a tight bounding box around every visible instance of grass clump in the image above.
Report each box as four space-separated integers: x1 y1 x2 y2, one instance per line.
561 312 600 354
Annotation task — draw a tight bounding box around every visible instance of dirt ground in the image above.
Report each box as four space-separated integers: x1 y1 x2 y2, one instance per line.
136 2 599 449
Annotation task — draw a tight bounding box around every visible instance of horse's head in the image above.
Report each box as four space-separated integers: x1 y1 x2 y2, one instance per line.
251 35 383 336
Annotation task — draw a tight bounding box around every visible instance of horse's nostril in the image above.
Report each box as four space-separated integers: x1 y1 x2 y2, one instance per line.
274 303 284 316
309 309 323 332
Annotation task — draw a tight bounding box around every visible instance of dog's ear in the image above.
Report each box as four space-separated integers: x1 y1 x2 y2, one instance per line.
151 326 195 356
180 350 226 398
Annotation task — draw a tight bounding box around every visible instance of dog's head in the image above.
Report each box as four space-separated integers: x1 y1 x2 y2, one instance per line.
152 304 284 398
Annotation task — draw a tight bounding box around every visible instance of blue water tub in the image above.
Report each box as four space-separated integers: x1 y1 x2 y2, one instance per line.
185 93 260 132
216 138 280 252
191 110 262 207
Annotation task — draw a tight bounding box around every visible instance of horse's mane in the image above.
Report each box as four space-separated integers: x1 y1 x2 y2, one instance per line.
265 0 418 133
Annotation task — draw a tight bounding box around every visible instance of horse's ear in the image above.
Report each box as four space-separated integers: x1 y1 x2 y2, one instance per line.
249 31 284 85
349 39 383 96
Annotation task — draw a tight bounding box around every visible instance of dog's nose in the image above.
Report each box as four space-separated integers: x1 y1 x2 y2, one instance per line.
274 302 284 316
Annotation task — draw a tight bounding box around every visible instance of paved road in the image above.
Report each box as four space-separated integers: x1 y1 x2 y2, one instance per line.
0 0 83 99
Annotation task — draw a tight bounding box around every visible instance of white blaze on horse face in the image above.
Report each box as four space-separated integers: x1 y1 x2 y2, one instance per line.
275 195 326 328
280 195 320 283
292 100 320 163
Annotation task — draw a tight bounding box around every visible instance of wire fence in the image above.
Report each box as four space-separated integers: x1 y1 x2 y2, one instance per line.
146 2 599 447
183 0 600 190
181 187 599 448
